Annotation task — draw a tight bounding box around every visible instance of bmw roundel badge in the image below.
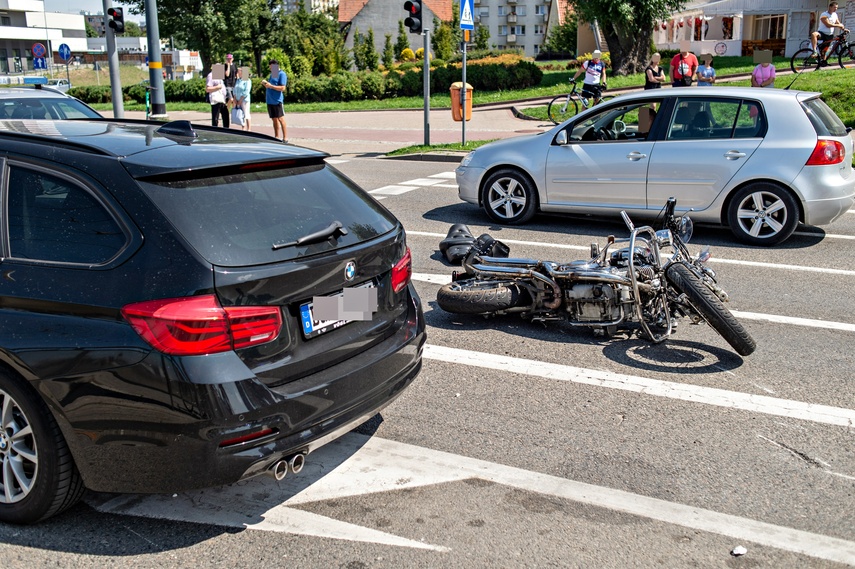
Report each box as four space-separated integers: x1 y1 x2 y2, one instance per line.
344 261 356 281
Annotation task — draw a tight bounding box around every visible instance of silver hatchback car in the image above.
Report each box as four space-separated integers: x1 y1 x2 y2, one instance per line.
456 87 854 245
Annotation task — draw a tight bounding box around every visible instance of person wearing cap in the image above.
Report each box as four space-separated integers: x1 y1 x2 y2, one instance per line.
223 54 238 106
572 49 608 105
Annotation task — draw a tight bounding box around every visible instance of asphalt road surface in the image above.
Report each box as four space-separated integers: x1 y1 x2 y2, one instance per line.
1 157 853 568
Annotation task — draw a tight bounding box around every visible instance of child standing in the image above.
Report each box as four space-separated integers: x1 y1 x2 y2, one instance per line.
696 54 716 86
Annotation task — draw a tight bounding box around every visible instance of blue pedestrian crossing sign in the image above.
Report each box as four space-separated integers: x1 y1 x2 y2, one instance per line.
58 43 71 61
460 0 474 30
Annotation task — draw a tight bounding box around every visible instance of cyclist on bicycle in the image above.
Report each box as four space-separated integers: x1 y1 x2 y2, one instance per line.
811 2 849 57
572 49 607 105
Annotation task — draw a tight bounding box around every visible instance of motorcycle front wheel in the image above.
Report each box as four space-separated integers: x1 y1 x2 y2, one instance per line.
436 280 527 314
665 263 756 356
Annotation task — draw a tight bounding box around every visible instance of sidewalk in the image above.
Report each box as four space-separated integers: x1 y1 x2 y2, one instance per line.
107 105 553 157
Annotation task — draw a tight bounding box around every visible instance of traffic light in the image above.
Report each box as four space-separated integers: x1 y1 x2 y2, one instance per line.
404 0 422 34
107 7 125 34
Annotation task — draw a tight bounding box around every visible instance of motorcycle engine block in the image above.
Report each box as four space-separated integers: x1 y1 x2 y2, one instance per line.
565 283 626 323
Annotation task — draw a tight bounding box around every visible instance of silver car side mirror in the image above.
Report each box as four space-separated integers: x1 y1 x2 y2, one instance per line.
555 130 568 145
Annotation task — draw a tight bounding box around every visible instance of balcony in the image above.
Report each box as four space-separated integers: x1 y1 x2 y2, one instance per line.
506 34 517 43
507 14 517 23
507 0 517 3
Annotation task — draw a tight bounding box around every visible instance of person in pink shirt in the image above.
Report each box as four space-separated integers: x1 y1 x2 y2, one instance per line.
751 62 776 88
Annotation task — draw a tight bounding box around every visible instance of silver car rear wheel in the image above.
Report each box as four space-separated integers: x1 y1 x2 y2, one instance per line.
0 388 38 504
727 183 799 246
481 168 538 225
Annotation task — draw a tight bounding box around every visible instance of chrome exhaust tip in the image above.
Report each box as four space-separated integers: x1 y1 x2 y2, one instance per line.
288 453 306 474
271 459 288 481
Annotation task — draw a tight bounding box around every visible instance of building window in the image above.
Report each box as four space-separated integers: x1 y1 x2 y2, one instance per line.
534 24 544 35
511 25 526 35
498 6 506 16
534 44 540 54
499 25 508 36
480 7 489 17
535 5 546 15
515 6 526 16
1 16 11 26
753 14 786 40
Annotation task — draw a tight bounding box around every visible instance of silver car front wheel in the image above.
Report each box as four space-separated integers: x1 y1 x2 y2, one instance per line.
481 168 538 225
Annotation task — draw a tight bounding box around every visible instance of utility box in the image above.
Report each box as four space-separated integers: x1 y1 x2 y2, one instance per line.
450 82 473 122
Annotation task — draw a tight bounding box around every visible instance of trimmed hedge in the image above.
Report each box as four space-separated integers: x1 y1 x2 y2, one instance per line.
70 58 543 105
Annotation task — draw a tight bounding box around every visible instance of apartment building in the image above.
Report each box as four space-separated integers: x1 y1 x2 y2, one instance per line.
472 0 556 57
0 0 87 73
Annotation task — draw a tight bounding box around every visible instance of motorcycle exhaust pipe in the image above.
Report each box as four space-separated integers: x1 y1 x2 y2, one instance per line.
270 459 289 481
288 453 306 474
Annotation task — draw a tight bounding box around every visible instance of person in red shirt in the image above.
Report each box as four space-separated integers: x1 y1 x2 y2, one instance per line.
670 49 698 87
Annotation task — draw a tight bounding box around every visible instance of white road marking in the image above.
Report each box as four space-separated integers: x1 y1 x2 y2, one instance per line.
792 231 855 240
413 272 855 333
434 184 459 188
371 185 418 195
422 344 855 428
89 433 855 564
408 231 855 276
401 178 444 186
325 159 349 164
429 172 457 179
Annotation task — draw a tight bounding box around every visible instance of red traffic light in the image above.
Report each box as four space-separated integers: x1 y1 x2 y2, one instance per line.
107 7 125 34
403 0 422 33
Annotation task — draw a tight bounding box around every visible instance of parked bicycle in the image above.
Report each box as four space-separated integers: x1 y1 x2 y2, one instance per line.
790 29 854 73
547 80 614 125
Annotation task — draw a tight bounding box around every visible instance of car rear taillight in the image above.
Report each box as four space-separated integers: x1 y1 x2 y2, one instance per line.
805 140 845 166
391 247 412 294
122 295 282 356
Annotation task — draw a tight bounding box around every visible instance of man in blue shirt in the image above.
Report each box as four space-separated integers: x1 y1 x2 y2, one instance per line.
261 60 288 142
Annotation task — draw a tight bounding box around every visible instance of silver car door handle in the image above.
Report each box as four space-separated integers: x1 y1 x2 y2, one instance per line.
626 151 647 161
724 150 747 160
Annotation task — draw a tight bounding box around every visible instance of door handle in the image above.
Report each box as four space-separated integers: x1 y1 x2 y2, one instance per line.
724 150 747 160
626 151 647 161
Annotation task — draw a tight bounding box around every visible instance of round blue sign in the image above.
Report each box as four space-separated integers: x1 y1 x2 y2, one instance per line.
58 44 71 61
32 43 46 58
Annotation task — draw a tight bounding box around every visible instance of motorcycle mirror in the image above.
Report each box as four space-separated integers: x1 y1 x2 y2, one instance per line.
620 211 635 232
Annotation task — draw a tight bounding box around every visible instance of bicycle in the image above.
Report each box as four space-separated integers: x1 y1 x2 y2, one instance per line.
790 29 854 73
547 80 614 125
139 80 157 120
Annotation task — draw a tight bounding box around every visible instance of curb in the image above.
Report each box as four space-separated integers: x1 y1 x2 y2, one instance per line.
382 152 466 163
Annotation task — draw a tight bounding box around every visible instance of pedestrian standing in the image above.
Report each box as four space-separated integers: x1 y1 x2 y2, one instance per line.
644 53 666 89
233 67 252 132
223 54 237 105
205 70 229 128
261 60 288 142
670 48 698 87
696 54 716 86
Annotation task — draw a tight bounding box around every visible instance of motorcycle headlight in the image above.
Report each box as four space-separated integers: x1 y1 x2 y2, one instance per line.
460 151 476 167
655 229 672 248
676 216 693 243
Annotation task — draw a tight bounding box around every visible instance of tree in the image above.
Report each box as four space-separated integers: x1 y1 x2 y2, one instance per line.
85 21 98 38
431 17 455 60
395 20 410 61
364 28 379 70
566 0 684 75
124 21 144 37
474 26 490 50
353 28 366 70
383 33 395 68
281 4 351 75
544 8 576 56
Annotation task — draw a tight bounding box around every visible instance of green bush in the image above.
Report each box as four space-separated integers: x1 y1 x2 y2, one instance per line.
292 55 313 78
330 72 363 101
359 71 386 99
384 71 404 98
400 69 423 97
398 61 419 72
68 85 114 104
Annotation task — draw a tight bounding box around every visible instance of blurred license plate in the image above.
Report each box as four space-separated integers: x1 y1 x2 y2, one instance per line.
299 282 376 339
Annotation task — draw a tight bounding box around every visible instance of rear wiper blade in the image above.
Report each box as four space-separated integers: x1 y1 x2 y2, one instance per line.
272 220 349 250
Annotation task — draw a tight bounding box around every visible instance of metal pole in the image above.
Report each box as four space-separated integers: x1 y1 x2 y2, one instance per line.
43 10 52 77
461 39 467 145
144 0 167 117
103 0 124 118
423 28 430 146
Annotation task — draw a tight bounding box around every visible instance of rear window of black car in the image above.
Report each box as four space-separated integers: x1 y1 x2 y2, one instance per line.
802 98 848 137
138 163 397 267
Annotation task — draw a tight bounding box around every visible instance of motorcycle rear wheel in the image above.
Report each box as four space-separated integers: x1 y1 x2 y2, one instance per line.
436 280 525 314
665 263 756 356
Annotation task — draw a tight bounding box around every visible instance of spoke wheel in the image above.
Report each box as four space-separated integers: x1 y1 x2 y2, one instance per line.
727 183 799 246
790 48 821 73
0 372 84 524
547 95 579 124
481 168 538 225
838 42 855 68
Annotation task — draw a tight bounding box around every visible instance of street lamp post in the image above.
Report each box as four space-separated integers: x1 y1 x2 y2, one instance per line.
42 8 52 77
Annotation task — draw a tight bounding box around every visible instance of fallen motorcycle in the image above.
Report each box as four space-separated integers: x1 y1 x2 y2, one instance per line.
436 198 756 356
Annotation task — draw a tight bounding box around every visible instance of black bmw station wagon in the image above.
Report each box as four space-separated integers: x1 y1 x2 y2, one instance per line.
0 120 425 523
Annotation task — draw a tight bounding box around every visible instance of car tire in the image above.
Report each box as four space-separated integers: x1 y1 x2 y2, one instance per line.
481 169 539 225
726 183 799 246
0 370 84 524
